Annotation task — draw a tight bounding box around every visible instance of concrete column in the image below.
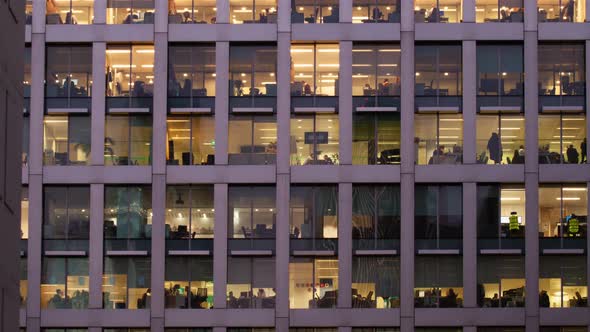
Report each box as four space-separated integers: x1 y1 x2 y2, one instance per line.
463 326 476 332
462 0 476 23
462 182 477 308
93 0 106 24
213 183 228 308
400 32 415 171
338 41 353 165
151 317 164 332
586 41 590 161
25 175 42 319
32 0 45 33
154 0 168 32
524 0 538 31
277 0 291 31
89 184 104 309
339 0 352 23
525 314 539 332
276 33 291 174
462 41 477 165
524 32 539 174
400 173 415 320
91 42 106 166
26 317 40 332
400 0 414 31
28 34 44 175
150 175 166 318
525 174 539 321
216 0 230 23
338 327 352 332
215 42 230 165
588 182 590 312
275 174 290 317
276 317 289 332
338 183 352 308
587 0 590 21
400 316 413 332
152 33 168 174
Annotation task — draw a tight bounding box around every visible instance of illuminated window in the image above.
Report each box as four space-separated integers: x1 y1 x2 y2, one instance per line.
539 114 586 164
291 0 339 23
415 256 463 308
104 186 152 251
539 184 587 242
415 113 463 165
105 115 152 166
45 45 92 110
105 45 154 109
476 113 525 164
290 186 338 250
166 116 215 165
166 185 214 244
539 44 585 97
477 185 525 249
45 0 94 24
107 0 155 24
289 258 339 308
539 256 587 308
290 114 339 165
227 257 276 308
228 186 276 239
414 0 462 23
353 113 400 165
477 44 524 97
229 0 277 23
538 0 586 22
229 115 277 165
168 45 216 99
43 186 90 250
477 256 525 308
291 44 339 97
103 257 151 309
168 0 217 24
352 185 400 250
352 256 399 308
20 258 27 308
165 256 213 309
475 0 523 23
352 0 400 23
41 257 89 309
43 115 91 166
352 44 400 109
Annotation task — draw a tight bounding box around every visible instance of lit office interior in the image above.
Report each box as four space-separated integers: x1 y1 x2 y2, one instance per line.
289 258 339 308
43 186 90 251
43 115 91 166
103 257 152 309
290 186 338 250
415 185 463 251
414 256 463 308
351 0 401 23
352 44 401 108
106 45 154 99
352 112 400 165
352 185 401 250
415 113 463 165
106 0 155 24
168 44 216 100
165 185 214 242
168 0 217 23
475 0 524 22
21 257 27 307
45 0 94 24
41 257 89 309
291 0 340 23
476 44 524 108
477 256 525 307
227 257 276 308
476 113 525 164
229 0 277 23
477 185 526 249
166 115 215 165
105 114 152 165
229 45 277 100
415 44 462 108
414 0 463 23
538 0 586 22
290 114 339 165
352 256 400 308
290 44 339 97
104 186 153 251
228 114 277 165
538 43 585 97
228 186 276 242
45 45 92 110
25 0 32 23
538 114 586 164
164 256 213 309
538 185 587 240
539 255 587 308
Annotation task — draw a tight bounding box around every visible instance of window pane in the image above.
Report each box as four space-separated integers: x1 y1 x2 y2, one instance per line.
477 255 525 307
540 255 587 308
352 256 400 308
103 257 151 309
475 0 524 23
289 258 338 308
290 186 338 240
229 0 277 23
104 186 152 240
168 45 216 96
415 256 463 308
414 0 462 23
107 0 155 24
227 257 275 308
165 256 213 309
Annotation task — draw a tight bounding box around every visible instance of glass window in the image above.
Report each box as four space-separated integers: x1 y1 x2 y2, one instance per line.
539 256 587 308
41 257 89 309
106 45 154 98
228 115 277 165
104 186 152 251
415 185 462 250
290 114 339 165
107 0 155 24
291 44 339 97
103 257 151 309
539 185 587 245
538 0 586 22
45 0 94 24
291 0 339 23
104 330 149 332
45 45 92 111
227 257 276 308
166 185 214 241
477 255 525 308
168 0 217 23
352 185 400 250
352 256 400 308
166 329 213 332
165 256 213 309
414 0 463 23
228 186 276 239
228 329 274 332
43 116 91 166
229 0 277 23
289 258 338 308
540 328 587 332
539 114 586 164
25 0 32 24
229 45 277 100
475 0 524 22
353 113 400 165
476 113 525 164
166 116 215 165
43 186 90 250
105 115 152 165
415 330 462 332
23 115 29 166
20 257 27 307
24 44 31 115
539 44 585 96
352 44 400 109
477 185 526 249
477 44 524 96
352 329 399 332
415 114 463 165
168 45 216 99
415 45 462 97
290 186 338 249
352 0 400 23
43 330 88 332
21 187 29 240
478 329 524 332
415 256 463 308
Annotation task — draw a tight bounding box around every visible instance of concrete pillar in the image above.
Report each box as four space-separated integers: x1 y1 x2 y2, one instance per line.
154 0 168 32
215 42 230 165
339 0 352 23
213 183 228 308
524 0 538 31
586 41 590 161
93 0 106 24
277 0 291 31
338 41 353 165
462 182 477 308
150 175 166 319
28 34 44 175
462 0 476 23
338 183 352 308
400 173 415 321
276 33 291 173
91 42 106 166
275 174 290 316
462 41 477 165
89 184 104 309
25 175 42 319
524 32 539 174
400 31 415 171
525 175 539 321
152 33 168 174
216 0 230 23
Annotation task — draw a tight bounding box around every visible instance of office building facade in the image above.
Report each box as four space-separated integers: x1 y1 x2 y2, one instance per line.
20 0 590 331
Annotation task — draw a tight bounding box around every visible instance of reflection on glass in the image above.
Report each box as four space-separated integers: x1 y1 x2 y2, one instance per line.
352 185 401 244
289 258 338 308
415 185 462 250
43 186 90 241
227 257 276 308
291 44 339 97
415 45 462 98
43 116 91 165
353 113 400 165
168 0 217 23
230 0 277 23
475 0 524 22
45 0 94 24
105 115 152 165
165 256 213 309
477 185 526 248
228 115 276 165
290 114 339 165
21 187 29 239
539 256 587 308
478 256 525 307
104 186 153 241
41 257 89 309
476 114 525 164
168 45 216 97
539 328 587 332
166 116 215 165
415 256 463 308
290 186 338 241
477 44 524 96
414 0 463 23
107 0 155 24
539 185 587 239
352 45 400 99
352 0 401 23
229 186 276 239
230 45 277 97
352 256 400 308
538 114 586 164
106 45 154 98
45 45 92 99
166 185 214 240
291 0 339 23
103 257 151 309
415 114 463 165
538 0 586 22
539 44 585 96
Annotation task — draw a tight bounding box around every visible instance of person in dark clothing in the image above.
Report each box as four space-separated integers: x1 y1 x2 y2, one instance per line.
581 138 587 163
487 132 502 164
539 290 550 307
567 144 579 164
561 0 575 22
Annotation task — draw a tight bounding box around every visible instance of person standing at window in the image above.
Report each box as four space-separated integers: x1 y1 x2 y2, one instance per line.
567 144 579 164
487 132 502 164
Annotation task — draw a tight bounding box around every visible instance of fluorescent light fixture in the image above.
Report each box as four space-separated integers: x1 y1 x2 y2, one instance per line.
135 49 155 54
141 64 154 68
106 50 131 54
563 188 587 192
556 197 581 201
318 49 339 53
290 49 313 53
318 64 340 68
379 49 401 52
500 197 521 201
501 127 521 130
293 64 313 68
111 64 135 68
378 64 398 67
